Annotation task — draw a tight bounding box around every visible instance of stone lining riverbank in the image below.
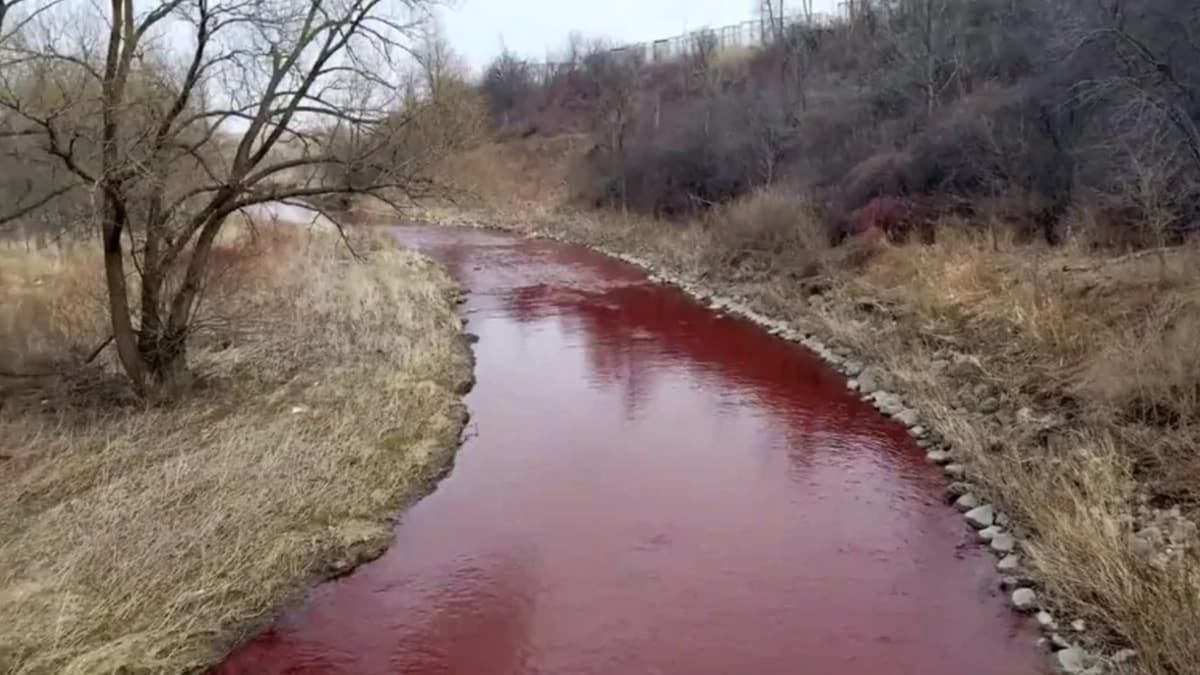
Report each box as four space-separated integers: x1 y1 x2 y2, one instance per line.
530 229 1131 675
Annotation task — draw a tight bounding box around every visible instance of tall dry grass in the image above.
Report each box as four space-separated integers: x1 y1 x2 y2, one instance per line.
795 232 1200 675
0 223 471 673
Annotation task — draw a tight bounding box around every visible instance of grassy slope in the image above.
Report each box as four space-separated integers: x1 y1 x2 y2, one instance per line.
0 225 472 673
426 135 1200 675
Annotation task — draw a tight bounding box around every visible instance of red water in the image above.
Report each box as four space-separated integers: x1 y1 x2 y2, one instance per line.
218 226 1044 675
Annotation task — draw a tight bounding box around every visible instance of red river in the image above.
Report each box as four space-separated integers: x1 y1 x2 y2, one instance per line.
217 226 1044 675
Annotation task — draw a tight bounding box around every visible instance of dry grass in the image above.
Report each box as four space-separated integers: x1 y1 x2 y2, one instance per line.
436 135 1200 674
0 223 471 673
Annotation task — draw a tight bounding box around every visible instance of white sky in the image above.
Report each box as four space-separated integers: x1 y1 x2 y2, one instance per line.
443 0 838 72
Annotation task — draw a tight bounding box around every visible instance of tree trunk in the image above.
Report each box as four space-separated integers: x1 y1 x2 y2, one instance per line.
146 333 191 401
102 198 149 394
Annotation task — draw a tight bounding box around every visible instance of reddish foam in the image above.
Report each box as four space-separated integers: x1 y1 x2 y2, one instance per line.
217 226 1043 675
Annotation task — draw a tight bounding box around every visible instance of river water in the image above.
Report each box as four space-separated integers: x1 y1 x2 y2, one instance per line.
217 226 1043 675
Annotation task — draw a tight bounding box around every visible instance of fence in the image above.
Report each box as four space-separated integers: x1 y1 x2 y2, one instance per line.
522 9 845 81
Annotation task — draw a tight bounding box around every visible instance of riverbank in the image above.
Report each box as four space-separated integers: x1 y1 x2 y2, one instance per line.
0 224 472 673
418 137 1200 675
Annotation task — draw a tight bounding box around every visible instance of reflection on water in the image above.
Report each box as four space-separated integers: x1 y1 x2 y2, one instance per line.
218 226 1043 675
240 201 337 230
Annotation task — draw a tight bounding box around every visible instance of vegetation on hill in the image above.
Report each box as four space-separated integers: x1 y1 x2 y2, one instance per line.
481 0 1200 250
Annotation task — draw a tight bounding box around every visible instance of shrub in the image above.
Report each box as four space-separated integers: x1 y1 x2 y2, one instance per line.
700 189 829 280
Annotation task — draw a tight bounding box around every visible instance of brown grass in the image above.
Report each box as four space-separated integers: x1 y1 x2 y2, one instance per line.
0 223 471 673
434 135 1200 675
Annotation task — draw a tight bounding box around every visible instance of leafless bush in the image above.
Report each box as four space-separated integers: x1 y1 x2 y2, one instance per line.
702 188 830 280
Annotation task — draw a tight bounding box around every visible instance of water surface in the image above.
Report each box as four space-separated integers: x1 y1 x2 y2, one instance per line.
218 226 1042 675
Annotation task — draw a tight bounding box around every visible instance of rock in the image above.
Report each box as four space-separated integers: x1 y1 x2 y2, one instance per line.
965 505 996 528
1112 648 1137 664
1036 611 1056 629
978 526 1001 542
895 408 920 427
946 482 973 500
927 449 953 465
1050 633 1072 651
875 393 905 416
996 554 1021 572
1055 647 1092 674
857 368 881 394
990 533 1016 553
1011 588 1037 611
955 493 980 511
916 438 932 449
944 463 967 478
1168 518 1198 545
908 425 927 438
846 379 860 391
1071 619 1086 632
996 512 1011 528
1000 575 1022 590
844 360 864 377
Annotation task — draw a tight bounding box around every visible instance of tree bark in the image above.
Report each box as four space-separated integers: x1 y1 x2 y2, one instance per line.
102 197 148 393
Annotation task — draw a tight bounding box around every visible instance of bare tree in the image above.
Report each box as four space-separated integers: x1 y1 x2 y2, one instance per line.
0 0 440 398
582 42 642 211
481 49 533 127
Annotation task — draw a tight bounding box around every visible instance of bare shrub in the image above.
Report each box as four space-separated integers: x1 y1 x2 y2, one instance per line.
702 189 829 280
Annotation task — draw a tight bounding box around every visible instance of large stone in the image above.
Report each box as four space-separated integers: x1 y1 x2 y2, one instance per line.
944 463 967 479
857 368 881 394
876 393 905 416
921 449 950 466
1112 648 1137 664
844 360 864 377
1129 525 1163 560
1011 587 1037 611
965 505 996 528
996 554 1021 572
955 493 980 511
1055 647 1090 673
895 408 920 427
990 533 1016 553
1036 611 1056 629
945 481 972 499
977 526 1001 542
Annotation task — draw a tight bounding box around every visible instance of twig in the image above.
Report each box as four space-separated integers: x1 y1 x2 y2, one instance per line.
0 334 114 378
1061 246 1175 272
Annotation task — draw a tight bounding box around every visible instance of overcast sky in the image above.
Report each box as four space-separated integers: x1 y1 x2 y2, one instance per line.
442 0 838 72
